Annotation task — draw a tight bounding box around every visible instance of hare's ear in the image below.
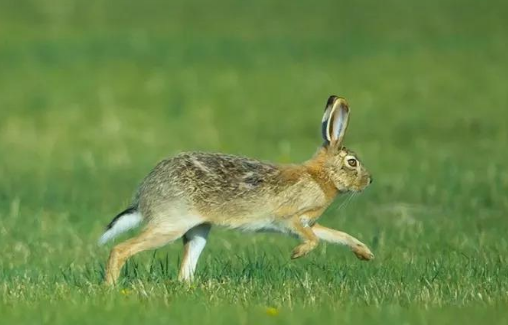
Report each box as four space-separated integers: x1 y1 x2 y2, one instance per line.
321 95 350 147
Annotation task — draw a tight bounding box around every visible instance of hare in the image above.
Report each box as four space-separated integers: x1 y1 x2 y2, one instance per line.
99 95 374 285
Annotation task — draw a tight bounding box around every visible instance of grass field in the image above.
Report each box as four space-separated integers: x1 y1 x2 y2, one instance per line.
1 0 508 324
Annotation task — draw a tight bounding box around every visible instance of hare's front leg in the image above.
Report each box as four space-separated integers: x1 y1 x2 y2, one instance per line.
311 223 374 260
289 216 320 259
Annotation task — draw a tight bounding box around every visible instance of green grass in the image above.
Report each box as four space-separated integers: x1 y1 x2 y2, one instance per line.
1 0 508 323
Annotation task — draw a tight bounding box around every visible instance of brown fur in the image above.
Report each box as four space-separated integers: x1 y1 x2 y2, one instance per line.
101 95 374 285
305 148 339 202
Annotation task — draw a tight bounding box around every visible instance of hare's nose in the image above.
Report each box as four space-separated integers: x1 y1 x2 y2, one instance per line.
369 177 373 184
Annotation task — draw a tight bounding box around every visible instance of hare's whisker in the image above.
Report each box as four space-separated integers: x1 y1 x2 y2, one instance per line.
342 192 357 212
336 193 353 212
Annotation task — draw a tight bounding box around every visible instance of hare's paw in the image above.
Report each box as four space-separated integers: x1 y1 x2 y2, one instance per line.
352 243 374 261
291 241 318 259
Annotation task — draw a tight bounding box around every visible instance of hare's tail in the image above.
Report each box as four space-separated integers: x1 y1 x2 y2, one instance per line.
98 206 142 245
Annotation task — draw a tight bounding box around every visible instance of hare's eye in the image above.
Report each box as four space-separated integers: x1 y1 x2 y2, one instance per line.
347 158 357 167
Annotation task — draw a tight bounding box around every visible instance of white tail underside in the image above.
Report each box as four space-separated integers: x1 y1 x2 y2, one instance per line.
98 211 143 245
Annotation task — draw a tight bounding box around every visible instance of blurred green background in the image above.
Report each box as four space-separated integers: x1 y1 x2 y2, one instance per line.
1 0 507 324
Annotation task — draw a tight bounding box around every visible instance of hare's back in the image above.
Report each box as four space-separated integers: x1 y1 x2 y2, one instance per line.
173 151 280 192
138 151 281 205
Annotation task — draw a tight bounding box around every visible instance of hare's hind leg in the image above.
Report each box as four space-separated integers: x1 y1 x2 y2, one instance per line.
105 226 184 285
105 214 205 285
178 223 211 282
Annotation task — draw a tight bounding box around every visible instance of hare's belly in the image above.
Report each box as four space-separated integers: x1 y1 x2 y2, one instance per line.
215 211 289 233
237 218 288 233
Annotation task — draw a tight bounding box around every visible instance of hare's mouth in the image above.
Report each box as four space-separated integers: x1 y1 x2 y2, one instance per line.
343 187 363 194
352 179 372 193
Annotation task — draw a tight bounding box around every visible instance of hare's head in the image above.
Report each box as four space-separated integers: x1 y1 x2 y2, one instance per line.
320 96 372 193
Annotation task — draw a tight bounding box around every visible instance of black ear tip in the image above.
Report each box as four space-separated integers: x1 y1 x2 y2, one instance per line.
326 95 338 107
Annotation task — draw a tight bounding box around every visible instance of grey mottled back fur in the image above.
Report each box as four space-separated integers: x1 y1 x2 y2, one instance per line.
134 152 302 220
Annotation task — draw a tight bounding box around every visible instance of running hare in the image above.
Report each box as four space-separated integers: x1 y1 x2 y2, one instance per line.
99 95 374 285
